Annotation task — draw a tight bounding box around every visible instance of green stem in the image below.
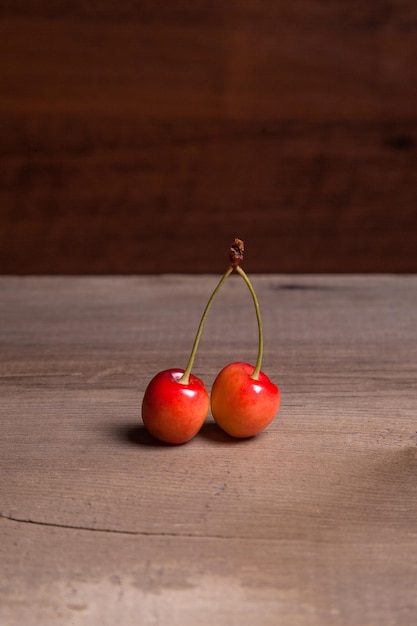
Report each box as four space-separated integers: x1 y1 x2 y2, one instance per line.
235 266 263 380
179 266 234 384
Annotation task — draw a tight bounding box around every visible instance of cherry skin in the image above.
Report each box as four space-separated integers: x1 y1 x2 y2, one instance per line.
210 362 280 438
141 369 209 444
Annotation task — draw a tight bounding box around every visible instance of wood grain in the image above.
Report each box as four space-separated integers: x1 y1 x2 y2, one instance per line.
1 275 417 625
1 2 417 273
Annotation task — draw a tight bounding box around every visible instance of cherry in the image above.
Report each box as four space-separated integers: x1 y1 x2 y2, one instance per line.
211 362 280 438
141 369 209 444
141 241 240 444
210 258 280 438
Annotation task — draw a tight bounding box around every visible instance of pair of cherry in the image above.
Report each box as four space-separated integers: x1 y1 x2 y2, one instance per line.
141 239 280 444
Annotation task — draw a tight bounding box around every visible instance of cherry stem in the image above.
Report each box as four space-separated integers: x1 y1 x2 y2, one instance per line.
179 266 234 385
235 265 263 380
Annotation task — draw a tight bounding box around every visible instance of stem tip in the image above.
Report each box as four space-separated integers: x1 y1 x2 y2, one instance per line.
229 238 244 269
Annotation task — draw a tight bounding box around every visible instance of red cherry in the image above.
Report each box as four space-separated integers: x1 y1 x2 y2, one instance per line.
142 369 209 444
211 362 280 438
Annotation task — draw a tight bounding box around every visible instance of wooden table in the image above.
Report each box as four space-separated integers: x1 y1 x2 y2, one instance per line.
1 275 417 625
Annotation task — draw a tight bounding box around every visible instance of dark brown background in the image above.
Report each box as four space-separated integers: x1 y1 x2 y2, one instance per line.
1 1 416 274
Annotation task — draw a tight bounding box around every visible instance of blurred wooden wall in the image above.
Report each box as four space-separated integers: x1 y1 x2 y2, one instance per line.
1 1 416 274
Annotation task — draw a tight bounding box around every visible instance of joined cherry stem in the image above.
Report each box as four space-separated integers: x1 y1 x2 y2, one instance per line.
179 238 263 385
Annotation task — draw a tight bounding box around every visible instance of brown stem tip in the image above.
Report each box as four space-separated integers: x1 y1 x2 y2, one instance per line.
229 238 244 268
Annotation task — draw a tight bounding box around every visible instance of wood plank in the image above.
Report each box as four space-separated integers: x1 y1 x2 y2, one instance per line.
1 3 416 120
1 275 417 624
2 519 416 626
1 115 416 273
1 1 417 273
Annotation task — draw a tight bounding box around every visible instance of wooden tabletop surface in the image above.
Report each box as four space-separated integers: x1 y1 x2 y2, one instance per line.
1 274 417 625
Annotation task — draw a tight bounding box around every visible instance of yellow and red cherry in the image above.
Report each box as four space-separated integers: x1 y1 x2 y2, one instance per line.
211 362 280 438
210 261 280 438
141 369 209 444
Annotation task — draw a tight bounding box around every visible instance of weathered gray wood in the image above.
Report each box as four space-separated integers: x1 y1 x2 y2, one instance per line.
1 275 417 625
